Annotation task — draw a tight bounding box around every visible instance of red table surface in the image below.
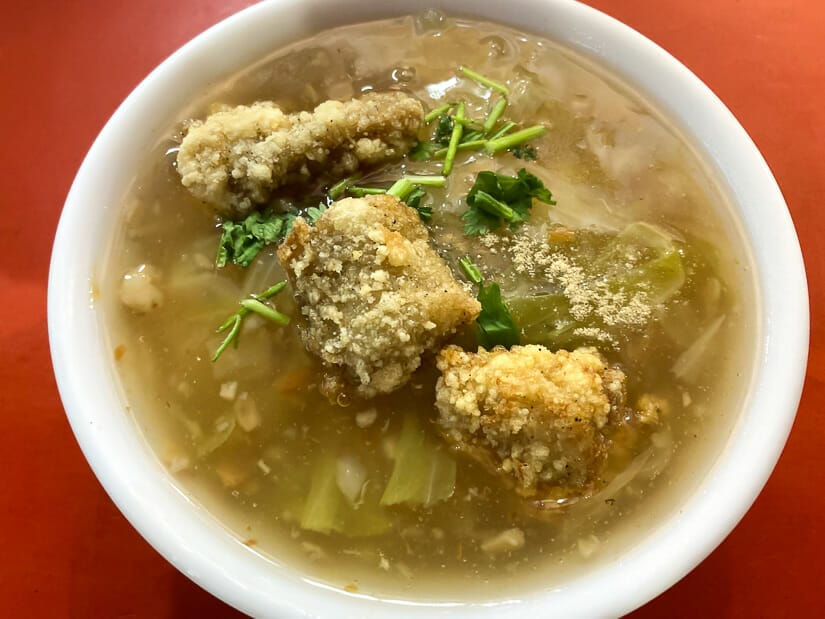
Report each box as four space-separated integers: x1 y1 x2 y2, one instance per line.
2 0 822 616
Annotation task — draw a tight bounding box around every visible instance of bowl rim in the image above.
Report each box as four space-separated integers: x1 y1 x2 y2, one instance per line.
48 0 809 616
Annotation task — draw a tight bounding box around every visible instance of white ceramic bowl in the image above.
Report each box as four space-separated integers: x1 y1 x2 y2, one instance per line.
48 0 808 616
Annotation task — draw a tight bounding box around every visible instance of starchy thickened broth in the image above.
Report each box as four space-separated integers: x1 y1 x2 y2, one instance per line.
104 14 755 598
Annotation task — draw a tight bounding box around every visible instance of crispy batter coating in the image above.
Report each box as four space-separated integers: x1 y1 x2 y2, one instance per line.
434 345 627 498
177 92 424 217
277 194 480 399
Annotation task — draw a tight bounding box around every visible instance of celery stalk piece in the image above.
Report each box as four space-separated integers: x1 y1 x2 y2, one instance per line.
380 414 456 507
300 454 391 536
300 454 341 534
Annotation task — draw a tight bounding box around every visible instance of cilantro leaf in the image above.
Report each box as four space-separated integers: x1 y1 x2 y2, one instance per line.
409 141 440 162
404 186 432 221
511 144 537 161
458 257 520 349
434 113 454 145
304 202 327 225
461 168 556 236
476 282 521 348
216 207 306 268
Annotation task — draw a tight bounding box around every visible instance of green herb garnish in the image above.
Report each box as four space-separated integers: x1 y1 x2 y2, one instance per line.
216 210 296 268
304 203 327 224
485 125 547 155
511 144 538 161
327 173 362 200
212 281 289 362
458 66 509 96
434 113 455 145
461 168 556 236
442 102 465 176
459 257 520 349
409 141 440 161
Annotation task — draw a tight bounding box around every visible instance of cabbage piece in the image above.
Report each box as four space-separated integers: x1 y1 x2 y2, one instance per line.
380 414 456 507
507 295 608 350
300 454 340 534
196 416 235 458
672 315 726 382
617 250 686 304
300 454 390 537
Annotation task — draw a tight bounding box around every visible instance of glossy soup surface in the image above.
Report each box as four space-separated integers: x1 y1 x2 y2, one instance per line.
104 14 755 599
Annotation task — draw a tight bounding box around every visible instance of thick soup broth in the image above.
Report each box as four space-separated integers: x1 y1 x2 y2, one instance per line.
105 15 755 598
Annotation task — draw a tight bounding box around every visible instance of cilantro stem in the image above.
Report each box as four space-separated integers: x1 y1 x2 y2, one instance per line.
255 281 287 300
473 190 516 222
458 257 484 285
459 66 509 96
442 102 465 176
387 178 415 201
213 281 288 362
402 175 447 187
348 186 388 197
451 116 485 131
488 121 516 141
240 299 290 325
328 173 362 200
212 315 242 361
425 103 452 123
483 98 508 134
433 140 488 159
485 125 547 155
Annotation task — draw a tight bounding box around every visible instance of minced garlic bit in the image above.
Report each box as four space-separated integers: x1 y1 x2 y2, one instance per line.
636 393 670 425
481 528 526 554
219 381 238 401
234 392 261 432
355 408 378 428
177 92 424 217
435 344 627 497
278 194 480 399
119 264 163 313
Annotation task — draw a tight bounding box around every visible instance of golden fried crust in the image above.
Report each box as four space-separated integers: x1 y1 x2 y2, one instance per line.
176 92 424 217
434 345 628 498
278 195 481 399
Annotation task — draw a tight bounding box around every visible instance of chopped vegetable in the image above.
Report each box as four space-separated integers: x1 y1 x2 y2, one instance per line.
300 454 342 534
216 209 295 268
424 103 452 123
458 256 483 285
485 125 547 155
409 141 440 161
434 113 455 145
459 258 521 349
462 168 556 236
511 144 538 160
301 454 391 537
380 413 456 506
476 281 521 349
385 176 445 220
212 281 289 362
442 103 465 176
483 98 508 134
459 65 509 96
196 416 236 458
488 121 516 141
347 186 388 197
327 173 362 200
672 315 726 382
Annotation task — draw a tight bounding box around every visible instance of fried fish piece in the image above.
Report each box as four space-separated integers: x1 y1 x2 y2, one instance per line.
278 194 480 399
177 92 424 217
434 344 628 498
